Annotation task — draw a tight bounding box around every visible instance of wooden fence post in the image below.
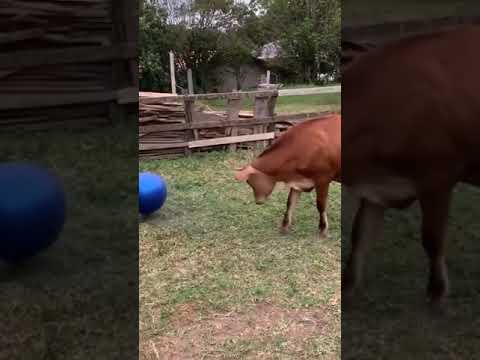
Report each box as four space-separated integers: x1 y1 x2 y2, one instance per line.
254 91 277 149
266 92 278 140
169 51 176 95
226 94 243 152
187 69 194 95
184 97 194 156
253 95 266 149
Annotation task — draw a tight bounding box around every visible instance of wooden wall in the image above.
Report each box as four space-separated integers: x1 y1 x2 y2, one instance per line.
0 0 138 130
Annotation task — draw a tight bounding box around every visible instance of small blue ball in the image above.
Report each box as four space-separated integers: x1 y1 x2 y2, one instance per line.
139 172 167 216
0 162 66 263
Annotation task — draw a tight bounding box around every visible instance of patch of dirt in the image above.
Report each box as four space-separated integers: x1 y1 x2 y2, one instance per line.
141 303 331 359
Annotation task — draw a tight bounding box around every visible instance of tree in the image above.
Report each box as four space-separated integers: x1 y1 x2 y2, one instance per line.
161 0 255 92
218 35 252 90
139 0 341 92
256 0 340 84
139 1 174 91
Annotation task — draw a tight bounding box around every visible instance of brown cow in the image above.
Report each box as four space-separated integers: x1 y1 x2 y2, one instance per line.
342 25 480 308
235 115 341 235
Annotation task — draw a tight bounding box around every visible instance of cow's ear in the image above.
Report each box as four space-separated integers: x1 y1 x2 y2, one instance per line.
234 165 257 181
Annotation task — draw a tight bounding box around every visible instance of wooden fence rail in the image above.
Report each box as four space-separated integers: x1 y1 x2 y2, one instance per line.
139 91 333 160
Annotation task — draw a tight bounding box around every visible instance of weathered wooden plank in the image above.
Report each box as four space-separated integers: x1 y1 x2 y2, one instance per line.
137 112 331 134
0 43 136 70
140 142 187 150
188 132 275 149
139 117 277 133
276 112 333 121
0 91 117 110
140 90 279 103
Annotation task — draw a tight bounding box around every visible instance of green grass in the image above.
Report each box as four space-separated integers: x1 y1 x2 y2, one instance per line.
201 93 341 114
342 184 480 359
0 120 138 358
280 83 340 89
139 151 341 359
343 0 480 27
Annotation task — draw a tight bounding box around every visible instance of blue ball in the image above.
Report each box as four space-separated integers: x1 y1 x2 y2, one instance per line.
0 162 66 263
139 172 167 215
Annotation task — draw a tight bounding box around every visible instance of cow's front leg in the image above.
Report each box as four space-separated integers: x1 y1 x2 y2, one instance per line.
281 188 301 234
419 188 452 308
315 183 331 237
342 199 384 300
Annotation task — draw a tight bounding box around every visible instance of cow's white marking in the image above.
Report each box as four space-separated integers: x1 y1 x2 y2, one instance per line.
285 178 315 191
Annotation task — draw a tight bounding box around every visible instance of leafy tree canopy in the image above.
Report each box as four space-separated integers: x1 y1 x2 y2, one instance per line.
140 0 340 92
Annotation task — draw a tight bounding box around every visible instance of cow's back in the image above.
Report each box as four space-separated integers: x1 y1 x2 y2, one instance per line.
343 25 480 190
253 114 341 182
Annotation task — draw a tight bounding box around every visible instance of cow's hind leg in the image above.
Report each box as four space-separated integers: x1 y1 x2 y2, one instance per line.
419 188 452 308
281 188 301 234
315 183 331 237
343 199 385 300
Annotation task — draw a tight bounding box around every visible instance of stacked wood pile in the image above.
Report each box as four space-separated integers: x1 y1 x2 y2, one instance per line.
139 91 333 160
0 0 137 130
139 99 187 159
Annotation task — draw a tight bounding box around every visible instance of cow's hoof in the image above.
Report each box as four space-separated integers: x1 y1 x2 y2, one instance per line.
280 226 290 235
319 229 328 238
427 296 449 316
427 301 449 317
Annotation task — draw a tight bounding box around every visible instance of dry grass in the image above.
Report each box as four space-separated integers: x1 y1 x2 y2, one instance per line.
139 150 341 359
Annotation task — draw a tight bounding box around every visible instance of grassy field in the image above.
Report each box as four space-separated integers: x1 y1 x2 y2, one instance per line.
280 84 340 89
343 0 480 27
201 93 341 115
139 151 341 359
0 121 138 358
342 184 480 359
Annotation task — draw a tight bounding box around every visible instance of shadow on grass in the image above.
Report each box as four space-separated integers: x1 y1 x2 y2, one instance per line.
342 184 480 359
0 121 138 358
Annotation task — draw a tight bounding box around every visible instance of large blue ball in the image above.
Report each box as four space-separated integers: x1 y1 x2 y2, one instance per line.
139 172 167 215
0 162 66 263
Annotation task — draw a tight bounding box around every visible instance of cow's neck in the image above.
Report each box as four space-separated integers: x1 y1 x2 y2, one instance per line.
252 151 288 178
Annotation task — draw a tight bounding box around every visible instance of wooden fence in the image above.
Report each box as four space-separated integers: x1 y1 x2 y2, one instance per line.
139 90 332 160
0 0 137 130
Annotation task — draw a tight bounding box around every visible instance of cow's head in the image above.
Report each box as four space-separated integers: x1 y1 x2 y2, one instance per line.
234 165 276 204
